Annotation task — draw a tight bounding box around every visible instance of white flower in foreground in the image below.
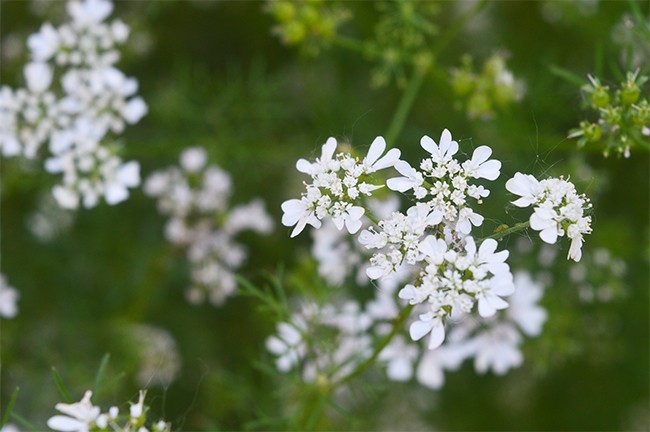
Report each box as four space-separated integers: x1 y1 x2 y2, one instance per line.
362 136 401 173
506 173 592 261
0 275 19 319
281 197 321 238
386 160 425 195
409 312 446 349
461 145 501 180
505 172 541 207
47 390 100 432
283 136 398 237
420 129 458 163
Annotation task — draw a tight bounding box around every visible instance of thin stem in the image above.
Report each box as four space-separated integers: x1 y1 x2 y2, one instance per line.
384 64 429 145
483 220 531 241
332 304 415 387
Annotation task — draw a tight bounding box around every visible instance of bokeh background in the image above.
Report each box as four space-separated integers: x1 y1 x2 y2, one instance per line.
1 0 648 430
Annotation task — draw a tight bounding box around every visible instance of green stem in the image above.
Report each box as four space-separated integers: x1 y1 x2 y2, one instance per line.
384 65 430 145
332 304 415 387
483 220 531 241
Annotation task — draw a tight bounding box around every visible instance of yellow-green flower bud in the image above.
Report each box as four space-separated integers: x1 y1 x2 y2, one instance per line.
582 122 602 143
590 84 610 109
620 81 640 105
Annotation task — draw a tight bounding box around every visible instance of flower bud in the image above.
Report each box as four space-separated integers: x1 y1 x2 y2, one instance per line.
590 84 610 109
620 81 640 105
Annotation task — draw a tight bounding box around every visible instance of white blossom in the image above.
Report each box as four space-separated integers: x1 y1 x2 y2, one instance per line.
506 173 592 261
145 147 273 306
0 275 19 319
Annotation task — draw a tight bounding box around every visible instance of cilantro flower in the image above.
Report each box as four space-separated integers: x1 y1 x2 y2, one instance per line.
506 173 592 261
282 136 399 237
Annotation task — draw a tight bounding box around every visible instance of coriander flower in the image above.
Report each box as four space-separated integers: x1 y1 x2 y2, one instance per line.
282 136 399 237
47 390 100 432
506 173 592 261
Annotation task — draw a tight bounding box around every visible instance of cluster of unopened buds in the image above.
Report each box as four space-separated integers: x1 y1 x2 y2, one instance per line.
145 146 273 306
568 70 649 157
47 390 170 432
279 128 592 373
0 0 146 209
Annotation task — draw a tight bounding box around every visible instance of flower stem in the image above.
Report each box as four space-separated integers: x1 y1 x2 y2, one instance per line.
483 220 531 241
384 65 430 145
332 303 415 387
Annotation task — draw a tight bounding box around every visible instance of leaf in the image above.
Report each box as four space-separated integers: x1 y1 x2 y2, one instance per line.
93 353 111 397
51 367 72 403
1 387 19 427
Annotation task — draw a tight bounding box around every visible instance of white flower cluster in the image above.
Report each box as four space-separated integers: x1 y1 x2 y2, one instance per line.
283 130 515 351
281 136 400 237
266 301 373 382
506 173 592 261
361 129 513 349
0 274 20 319
144 146 273 306
47 390 170 432
0 0 146 209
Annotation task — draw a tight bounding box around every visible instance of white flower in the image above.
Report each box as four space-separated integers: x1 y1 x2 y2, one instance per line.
104 160 140 205
330 204 365 234
386 160 424 193
24 62 53 93
281 198 321 238
47 390 100 432
296 137 337 176
462 145 501 180
27 23 60 61
0 275 19 319
505 172 541 208
67 0 113 25
420 129 458 163
409 312 446 349
379 335 419 381
180 146 208 173
471 323 523 375
508 272 547 337
362 136 401 173
129 390 146 423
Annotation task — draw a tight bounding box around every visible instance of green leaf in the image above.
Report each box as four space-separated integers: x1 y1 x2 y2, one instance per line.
93 353 111 397
1 387 19 428
51 367 72 403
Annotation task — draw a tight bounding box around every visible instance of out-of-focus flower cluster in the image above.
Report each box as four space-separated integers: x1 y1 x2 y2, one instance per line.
266 270 547 389
130 324 182 388
568 70 649 158
265 0 350 55
145 146 273 306
506 173 592 262
266 300 373 383
47 390 169 432
0 274 20 319
451 54 525 120
0 0 146 209
369 1 439 88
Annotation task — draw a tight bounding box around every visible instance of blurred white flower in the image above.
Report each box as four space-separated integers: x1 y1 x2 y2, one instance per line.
1 0 145 209
47 390 100 432
0 275 19 319
145 146 273 306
